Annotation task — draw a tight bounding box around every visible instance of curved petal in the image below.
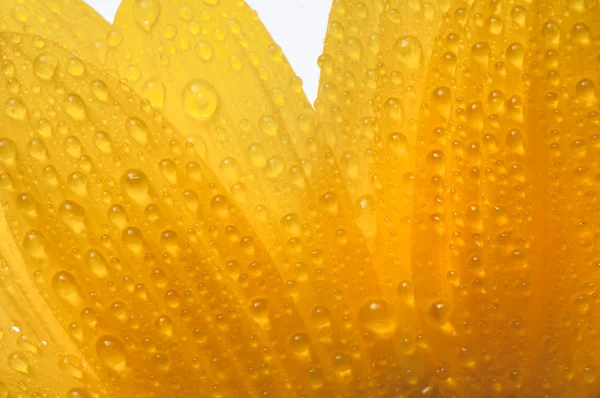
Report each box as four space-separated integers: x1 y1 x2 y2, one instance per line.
0 206 103 396
106 4 387 388
318 0 600 395
0 31 328 396
0 0 110 63
315 0 459 301
409 0 600 394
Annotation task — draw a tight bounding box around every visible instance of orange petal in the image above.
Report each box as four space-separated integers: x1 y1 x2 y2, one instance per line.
107 3 386 382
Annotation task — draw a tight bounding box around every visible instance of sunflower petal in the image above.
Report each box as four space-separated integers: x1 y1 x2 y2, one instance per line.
407 0 600 393
0 205 103 396
0 0 110 63
107 1 387 380
0 31 335 395
318 0 600 394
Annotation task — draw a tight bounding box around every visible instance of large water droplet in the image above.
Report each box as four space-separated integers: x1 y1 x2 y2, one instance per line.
126 117 149 146
395 36 422 68
59 200 86 234
33 52 58 80
133 0 162 32
122 169 150 204
5 98 27 121
51 271 83 306
182 80 218 120
141 78 166 108
65 94 87 121
428 300 451 325
358 299 397 338
96 335 126 371
7 351 28 374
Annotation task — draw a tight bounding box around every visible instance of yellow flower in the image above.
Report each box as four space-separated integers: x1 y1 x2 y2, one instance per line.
0 0 598 396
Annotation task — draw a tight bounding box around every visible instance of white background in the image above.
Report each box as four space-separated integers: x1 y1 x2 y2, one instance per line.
86 0 331 102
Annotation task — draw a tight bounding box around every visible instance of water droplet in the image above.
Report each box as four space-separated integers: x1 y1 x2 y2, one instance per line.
90 80 109 101
195 40 214 60
340 152 359 180
572 23 592 46
11 6 29 22
395 36 422 68
289 333 310 357
259 115 278 136
308 367 324 389
59 200 86 234
142 78 166 108
0 139 17 166
122 169 150 204
576 79 596 101
52 271 83 306
506 128 525 154
65 94 87 121
265 156 284 178
311 305 331 326
345 37 362 61
23 230 46 260
183 190 200 212
155 315 173 337
471 42 490 67
159 159 178 184
33 52 58 80
85 249 108 278
210 195 229 218
182 80 218 120
511 6 527 27
331 352 352 373
431 86 452 117
126 117 149 146
67 389 91 398
5 98 27 121
123 227 146 256
96 335 126 371
248 143 266 168
107 30 123 47
505 43 524 69
59 355 84 379
94 131 112 154
36 119 52 137
7 351 28 374
251 298 269 324
358 299 396 338
16 193 38 218
542 20 561 47
67 58 85 76
27 139 47 162
428 300 450 325
133 0 161 32
384 97 403 121
229 54 243 70
389 132 408 156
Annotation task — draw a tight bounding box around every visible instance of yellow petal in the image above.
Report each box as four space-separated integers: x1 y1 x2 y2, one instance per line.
0 206 103 396
0 0 598 395
0 31 293 395
318 0 600 395
0 0 110 63
107 0 385 364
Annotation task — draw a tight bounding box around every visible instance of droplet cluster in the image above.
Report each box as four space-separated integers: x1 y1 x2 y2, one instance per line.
0 0 597 396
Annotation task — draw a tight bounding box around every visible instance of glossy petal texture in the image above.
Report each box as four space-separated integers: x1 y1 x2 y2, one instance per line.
317 0 600 396
0 0 110 63
107 2 384 387
0 32 326 397
0 0 598 397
